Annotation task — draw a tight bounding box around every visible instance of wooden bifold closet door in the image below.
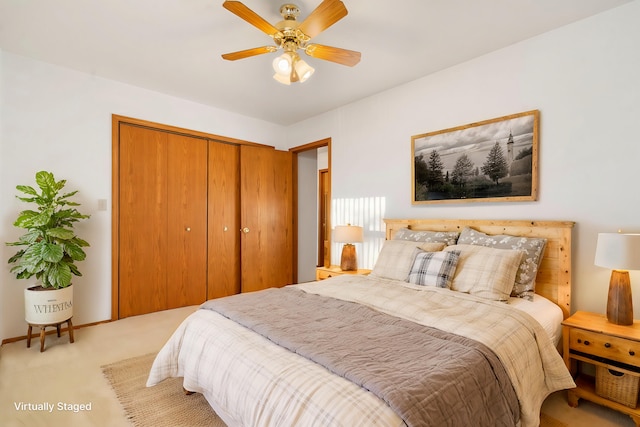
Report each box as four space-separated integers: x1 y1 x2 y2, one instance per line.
113 117 293 319
207 141 241 300
118 124 207 318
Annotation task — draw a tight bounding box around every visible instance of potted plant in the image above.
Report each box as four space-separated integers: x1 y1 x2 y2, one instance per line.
6 171 90 324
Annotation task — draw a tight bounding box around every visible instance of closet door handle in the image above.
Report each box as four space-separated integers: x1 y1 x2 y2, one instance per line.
242 227 250 234
185 227 191 232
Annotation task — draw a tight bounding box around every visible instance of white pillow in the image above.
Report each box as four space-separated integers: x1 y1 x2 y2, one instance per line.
370 240 445 281
444 244 523 301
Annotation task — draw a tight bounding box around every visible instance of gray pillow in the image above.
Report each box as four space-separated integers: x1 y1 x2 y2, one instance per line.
393 228 460 246
456 227 547 301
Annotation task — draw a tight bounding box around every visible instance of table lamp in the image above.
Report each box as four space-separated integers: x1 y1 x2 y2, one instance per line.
333 224 364 271
594 232 640 325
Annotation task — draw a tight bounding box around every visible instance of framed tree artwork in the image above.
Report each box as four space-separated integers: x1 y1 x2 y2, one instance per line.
411 110 539 204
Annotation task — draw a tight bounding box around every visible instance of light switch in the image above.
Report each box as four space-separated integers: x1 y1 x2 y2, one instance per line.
98 199 108 211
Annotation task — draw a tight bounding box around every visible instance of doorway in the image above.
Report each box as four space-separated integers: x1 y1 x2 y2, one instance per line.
290 138 331 283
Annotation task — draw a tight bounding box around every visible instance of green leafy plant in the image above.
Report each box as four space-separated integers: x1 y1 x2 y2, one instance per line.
6 171 90 289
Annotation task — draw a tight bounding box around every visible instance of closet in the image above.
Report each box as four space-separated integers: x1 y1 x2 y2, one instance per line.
112 116 293 319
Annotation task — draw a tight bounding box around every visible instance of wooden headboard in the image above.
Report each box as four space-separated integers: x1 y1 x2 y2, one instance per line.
384 219 575 319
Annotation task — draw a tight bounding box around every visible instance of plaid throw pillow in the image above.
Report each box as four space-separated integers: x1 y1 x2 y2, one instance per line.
407 249 460 288
443 244 523 301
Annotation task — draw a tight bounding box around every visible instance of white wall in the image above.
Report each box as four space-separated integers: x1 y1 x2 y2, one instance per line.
297 147 330 282
286 1 640 317
0 52 286 340
297 149 318 282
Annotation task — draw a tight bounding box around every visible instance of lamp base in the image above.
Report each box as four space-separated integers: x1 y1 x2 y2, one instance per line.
607 270 634 326
340 244 357 271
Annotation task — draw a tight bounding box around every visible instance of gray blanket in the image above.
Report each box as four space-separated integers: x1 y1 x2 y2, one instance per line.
201 286 519 427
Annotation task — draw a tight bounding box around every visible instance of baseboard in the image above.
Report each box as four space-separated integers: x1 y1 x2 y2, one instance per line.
1 319 112 345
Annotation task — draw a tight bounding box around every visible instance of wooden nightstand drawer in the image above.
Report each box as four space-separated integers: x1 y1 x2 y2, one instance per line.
563 311 640 424
316 266 371 281
570 328 640 366
316 268 336 280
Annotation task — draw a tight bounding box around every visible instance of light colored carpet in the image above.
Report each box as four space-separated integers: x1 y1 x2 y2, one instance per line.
102 353 225 427
103 351 568 427
540 412 567 427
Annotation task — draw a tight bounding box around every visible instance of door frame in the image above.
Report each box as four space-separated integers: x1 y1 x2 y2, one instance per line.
289 138 331 283
318 168 329 267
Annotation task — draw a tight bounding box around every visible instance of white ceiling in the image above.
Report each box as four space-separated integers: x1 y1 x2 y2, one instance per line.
0 0 632 126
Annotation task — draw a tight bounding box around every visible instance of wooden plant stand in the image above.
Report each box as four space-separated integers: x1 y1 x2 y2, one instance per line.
27 317 74 352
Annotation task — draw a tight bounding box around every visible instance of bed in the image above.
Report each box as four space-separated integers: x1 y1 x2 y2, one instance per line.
147 219 576 427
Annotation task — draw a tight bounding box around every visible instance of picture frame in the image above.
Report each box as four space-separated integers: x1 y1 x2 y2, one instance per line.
412 110 539 204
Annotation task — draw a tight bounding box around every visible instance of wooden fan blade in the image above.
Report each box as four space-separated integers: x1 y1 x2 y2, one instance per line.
305 44 361 67
223 1 281 37
298 0 348 39
222 46 277 61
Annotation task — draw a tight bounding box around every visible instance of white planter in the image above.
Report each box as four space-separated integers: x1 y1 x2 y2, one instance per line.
24 285 74 324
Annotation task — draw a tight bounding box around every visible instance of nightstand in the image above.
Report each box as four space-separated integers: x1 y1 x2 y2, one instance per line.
562 311 640 426
315 265 371 281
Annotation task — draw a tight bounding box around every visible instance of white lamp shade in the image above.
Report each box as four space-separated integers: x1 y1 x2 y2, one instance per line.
272 53 293 75
333 225 363 243
595 232 640 270
273 72 291 85
294 59 314 82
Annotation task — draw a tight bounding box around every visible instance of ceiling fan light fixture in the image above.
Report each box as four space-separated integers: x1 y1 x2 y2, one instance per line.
272 52 293 75
273 72 292 85
294 59 314 82
221 1 360 85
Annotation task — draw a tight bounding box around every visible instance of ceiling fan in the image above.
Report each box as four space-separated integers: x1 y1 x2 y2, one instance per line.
221 0 361 85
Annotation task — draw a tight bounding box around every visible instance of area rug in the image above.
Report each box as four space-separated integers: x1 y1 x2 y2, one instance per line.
102 353 226 427
103 352 567 427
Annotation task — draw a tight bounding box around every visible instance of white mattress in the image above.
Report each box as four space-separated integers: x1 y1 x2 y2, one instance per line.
508 294 564 347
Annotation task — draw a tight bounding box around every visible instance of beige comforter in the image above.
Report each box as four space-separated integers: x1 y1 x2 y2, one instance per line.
147 275 575 427
201 286 519 426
